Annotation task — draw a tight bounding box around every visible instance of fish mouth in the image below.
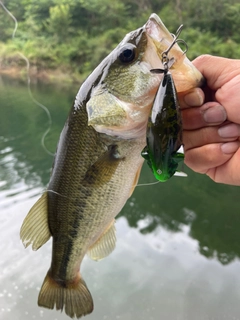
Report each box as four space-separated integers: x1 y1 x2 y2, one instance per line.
144 13 204 92
145 13 171 44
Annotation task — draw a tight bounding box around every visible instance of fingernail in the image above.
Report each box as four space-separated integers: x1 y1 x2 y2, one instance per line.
184 89 204 106
218 123 240 138
203 105 227 123
221 142 239 154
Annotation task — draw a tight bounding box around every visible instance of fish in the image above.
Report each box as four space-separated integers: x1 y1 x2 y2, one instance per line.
142 68 184 182
20 13 203 319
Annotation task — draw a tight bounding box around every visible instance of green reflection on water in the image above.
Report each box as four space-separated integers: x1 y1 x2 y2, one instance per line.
0 75 78 187
125 164 240 265
1 74 240 266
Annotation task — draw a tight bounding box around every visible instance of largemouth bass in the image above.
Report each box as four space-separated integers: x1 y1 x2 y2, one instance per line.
20 13 203 319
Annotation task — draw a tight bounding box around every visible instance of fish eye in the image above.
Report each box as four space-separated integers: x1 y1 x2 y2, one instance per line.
118 44 137 63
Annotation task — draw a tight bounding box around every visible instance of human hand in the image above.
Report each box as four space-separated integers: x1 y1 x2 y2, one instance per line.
180 55 240 185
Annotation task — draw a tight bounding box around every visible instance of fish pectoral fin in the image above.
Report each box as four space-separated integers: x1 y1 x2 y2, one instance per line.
82 145 122 187
87 220 116 261
20 192 51 251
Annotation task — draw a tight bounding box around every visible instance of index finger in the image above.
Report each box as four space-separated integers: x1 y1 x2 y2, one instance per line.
192 55 240 91
193 55 240 124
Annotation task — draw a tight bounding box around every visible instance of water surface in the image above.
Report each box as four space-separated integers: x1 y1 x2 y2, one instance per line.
1 75 240 320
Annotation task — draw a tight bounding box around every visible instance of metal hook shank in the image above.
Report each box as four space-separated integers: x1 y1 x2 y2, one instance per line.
161 24 187 59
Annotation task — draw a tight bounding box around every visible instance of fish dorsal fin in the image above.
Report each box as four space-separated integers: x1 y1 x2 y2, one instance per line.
87 220 116 261
20 192 51 251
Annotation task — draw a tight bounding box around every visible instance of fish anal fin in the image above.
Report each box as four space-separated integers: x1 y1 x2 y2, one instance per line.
20 192 51 251
129 164 143 198
88 220 116 261
38 271 93 318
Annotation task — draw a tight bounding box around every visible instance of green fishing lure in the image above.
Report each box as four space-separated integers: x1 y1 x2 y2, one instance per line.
141 68 184 182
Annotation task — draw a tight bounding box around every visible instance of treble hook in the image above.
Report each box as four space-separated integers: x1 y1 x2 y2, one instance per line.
150 24 188 75
161 24 188 65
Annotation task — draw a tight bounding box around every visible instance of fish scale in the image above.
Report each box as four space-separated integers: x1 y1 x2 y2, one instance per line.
48 101 145 282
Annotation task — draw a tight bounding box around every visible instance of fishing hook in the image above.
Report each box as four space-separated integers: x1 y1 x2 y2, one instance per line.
162 25 188 58
161 24 188 67
150 24 188 74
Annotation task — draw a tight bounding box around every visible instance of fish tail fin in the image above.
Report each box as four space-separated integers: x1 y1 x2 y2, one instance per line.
38 271 93 318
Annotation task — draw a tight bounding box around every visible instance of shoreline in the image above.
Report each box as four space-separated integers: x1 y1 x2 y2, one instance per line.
0 65 82 84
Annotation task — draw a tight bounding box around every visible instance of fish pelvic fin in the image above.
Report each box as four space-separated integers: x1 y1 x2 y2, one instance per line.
38 271 93 319
88 220 116 261
20 192 51 250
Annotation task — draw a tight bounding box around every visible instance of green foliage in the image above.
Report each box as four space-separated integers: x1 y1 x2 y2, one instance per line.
45 4 72 41
1 0 240 81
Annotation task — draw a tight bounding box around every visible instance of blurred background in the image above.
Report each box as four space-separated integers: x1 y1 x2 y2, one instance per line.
1 1 240 320
1 0 240 82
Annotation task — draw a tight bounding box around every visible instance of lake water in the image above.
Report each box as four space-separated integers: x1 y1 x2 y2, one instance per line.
1 74 240 320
